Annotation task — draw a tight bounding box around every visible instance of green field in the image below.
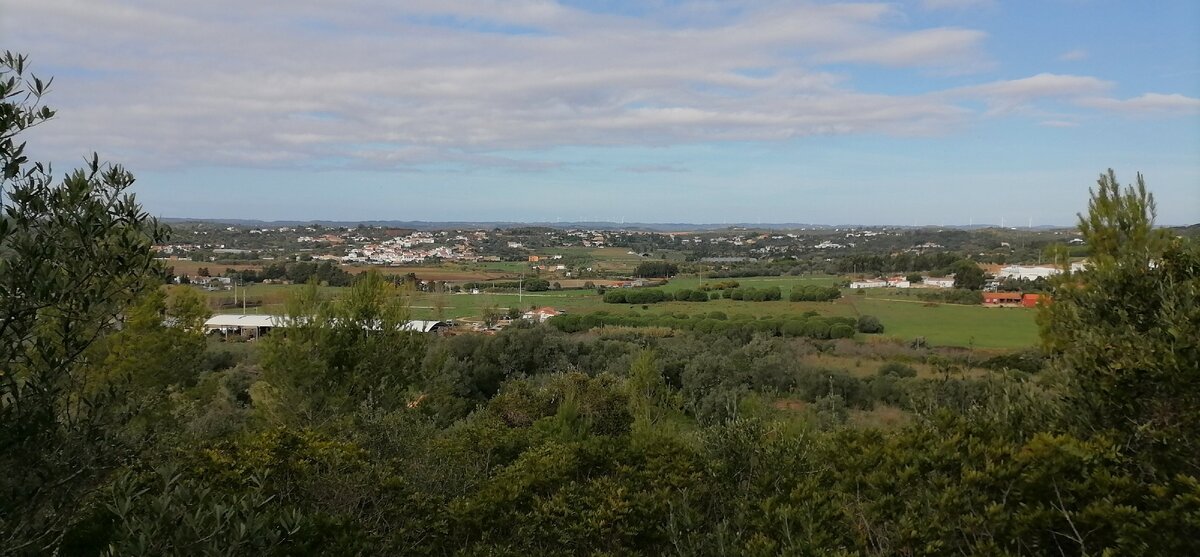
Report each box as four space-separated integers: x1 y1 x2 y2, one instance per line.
201 276 1040 350
844 297 1039 350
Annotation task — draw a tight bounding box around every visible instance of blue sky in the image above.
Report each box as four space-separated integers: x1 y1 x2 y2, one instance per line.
3 0 1197 225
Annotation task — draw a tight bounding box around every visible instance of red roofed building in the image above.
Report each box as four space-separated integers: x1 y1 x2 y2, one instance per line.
1021 293 1048 308
982 292 1023 306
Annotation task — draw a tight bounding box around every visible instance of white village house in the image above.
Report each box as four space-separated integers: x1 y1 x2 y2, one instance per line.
523 307 563 323
922 277 956 288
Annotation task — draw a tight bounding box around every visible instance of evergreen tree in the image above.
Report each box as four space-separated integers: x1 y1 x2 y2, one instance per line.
1040 170 1199 474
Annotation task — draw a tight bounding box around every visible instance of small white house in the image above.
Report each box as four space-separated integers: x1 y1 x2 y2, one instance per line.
923 277 956 288
523 307 563 323
849 280 888 289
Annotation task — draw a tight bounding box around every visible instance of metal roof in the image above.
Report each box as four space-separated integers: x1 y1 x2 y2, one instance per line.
400 320 450 333
204 314 447 332
204 314 285 328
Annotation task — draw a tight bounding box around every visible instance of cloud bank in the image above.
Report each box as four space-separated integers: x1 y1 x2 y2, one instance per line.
2 0 1196 172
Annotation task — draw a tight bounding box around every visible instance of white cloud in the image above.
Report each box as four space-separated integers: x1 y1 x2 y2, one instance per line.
943 73 1112 115
920 0 995 10
822 28 988 69
950 73 1112 99
1058 48 1088 62
0 0 1181 171
2 0 997 170
1038 120 1079 128
1078 93 1200 114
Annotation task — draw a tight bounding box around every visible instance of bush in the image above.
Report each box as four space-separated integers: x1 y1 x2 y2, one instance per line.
979 350 1046 373
524 278 550 292
603 290 627 303
634 261 677 278
789 285 842 302
830 324 856 339
202 349 237 372
728 286 782 302
856 315 884 334
878 361 918 378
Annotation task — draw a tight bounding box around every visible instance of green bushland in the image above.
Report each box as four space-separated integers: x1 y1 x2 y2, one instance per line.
724 286 783 301
696 280 739 291
603 288 670 304
550 311 860 340
789 284 841 302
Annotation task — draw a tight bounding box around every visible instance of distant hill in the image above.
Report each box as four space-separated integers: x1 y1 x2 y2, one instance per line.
160 218 838 232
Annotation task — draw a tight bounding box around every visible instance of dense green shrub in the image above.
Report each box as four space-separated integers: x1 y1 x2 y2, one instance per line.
603 288 669 304
878 361 918 378
789 285 842 302
856 315 884 334
829 324 855 339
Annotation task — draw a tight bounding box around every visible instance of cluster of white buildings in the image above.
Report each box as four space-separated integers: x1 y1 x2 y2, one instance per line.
297 233 346 244
849 276 955 289
850 263 1090 290
814 240 854 249
339 231 483 264
995 264 1076 280
154 243 201 255
995 262 1087 280
343 244 468 264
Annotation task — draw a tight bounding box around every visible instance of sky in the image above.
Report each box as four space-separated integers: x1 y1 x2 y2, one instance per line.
1 0 1198 225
